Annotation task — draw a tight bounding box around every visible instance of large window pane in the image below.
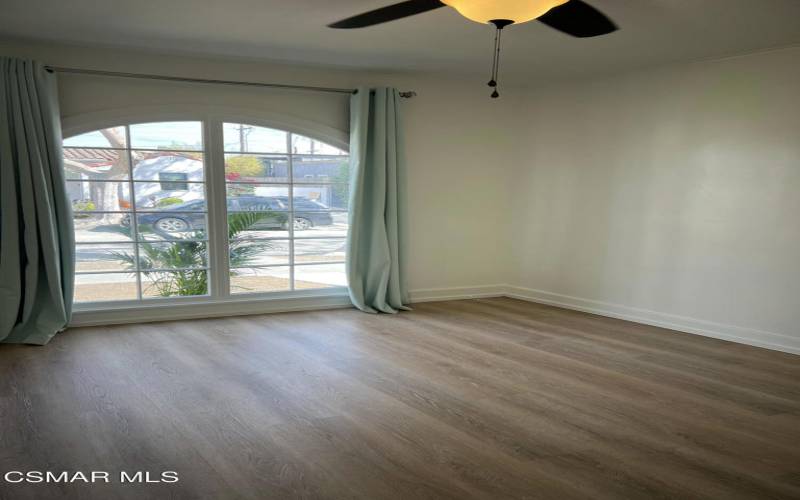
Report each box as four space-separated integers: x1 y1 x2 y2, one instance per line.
226 184 290 208
67 181 131 212
63 148 130 181
138 242 208 270
291 134 347 156
135 212 207 240
292 156 349 183
133 182 205 211
73 213 133 243
75 244 136 272
294 264 347 289
294 239 346 264
130 122 203 151
63 127 127 149
224 123 286 153
142 270 208 298
229 239 289 267
294 214 348 238
132 150 204 182
225 154 288 182
290 189 342 236
230 267 291 294
74 273 137 302
228 212 289 239
293 184 349 211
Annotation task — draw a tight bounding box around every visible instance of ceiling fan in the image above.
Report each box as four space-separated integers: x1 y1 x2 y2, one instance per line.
329 0 618 98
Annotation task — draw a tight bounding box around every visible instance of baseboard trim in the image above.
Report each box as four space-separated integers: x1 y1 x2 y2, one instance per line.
408 285 507 303
505 286 800 356
70 283 799 356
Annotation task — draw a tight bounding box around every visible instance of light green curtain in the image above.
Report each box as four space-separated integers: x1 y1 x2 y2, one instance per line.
0 57 74 345
346 88 409 313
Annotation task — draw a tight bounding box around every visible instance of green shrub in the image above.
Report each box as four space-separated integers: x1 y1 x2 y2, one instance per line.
72 199 96 211
72 200 96 218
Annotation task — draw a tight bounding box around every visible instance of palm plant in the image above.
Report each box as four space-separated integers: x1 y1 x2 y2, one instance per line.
114 211 274 297
134 238 208 296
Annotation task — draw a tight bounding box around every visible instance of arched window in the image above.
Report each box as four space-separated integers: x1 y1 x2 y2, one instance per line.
64 120 349 305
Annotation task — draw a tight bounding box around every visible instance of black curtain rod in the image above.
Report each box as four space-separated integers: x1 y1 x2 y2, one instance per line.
44 66 417 98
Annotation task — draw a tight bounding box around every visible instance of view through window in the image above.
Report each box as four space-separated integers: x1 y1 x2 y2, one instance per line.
223 122 349 294
64 120 349 304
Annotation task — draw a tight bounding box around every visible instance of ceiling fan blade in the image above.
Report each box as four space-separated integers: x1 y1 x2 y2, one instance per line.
329 0 446 29
537 0 618 38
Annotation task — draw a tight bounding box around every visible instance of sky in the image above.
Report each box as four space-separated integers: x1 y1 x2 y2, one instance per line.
63 121 346 156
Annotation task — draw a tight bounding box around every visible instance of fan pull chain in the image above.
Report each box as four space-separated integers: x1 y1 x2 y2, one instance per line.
488 27 500 89
492 27 502 98
487 20 512 99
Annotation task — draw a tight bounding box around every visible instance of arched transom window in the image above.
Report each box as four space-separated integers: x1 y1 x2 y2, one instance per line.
63 120 349 305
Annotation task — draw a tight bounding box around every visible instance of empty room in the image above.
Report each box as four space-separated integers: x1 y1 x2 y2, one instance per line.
1 1 799 498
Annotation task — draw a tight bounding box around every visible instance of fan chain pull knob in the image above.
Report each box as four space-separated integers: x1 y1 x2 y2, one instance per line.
487 20 510 100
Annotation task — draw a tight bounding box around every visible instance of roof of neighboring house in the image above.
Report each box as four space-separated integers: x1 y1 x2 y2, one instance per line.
64 148 202 171
63 147 119 166
64 148 120 169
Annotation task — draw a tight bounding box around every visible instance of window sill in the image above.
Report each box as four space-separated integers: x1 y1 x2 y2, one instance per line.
69 288 352 327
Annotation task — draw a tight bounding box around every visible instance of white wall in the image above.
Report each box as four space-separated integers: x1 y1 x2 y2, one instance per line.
510 47 800 353
0 39 521 295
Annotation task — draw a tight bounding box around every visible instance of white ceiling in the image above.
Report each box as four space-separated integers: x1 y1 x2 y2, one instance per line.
2 0 800 84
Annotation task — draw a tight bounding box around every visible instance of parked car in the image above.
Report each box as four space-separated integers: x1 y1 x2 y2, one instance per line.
122 196 334 235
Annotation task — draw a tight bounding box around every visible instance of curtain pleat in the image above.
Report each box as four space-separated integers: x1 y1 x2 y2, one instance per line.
346 87 409 314
0 57 74 345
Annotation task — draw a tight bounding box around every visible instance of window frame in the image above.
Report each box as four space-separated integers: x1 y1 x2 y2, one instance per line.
62 106 350 313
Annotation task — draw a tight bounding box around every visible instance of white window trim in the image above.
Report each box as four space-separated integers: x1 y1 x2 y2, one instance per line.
63 105 352 324
69 289 353 327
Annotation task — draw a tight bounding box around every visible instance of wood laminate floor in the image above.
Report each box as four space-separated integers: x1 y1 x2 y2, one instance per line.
1 298 799 499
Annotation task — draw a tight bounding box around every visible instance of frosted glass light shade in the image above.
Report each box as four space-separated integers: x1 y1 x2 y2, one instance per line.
441 0 569 25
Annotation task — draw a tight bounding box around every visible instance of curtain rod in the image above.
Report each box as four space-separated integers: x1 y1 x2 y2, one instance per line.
44 66 417 98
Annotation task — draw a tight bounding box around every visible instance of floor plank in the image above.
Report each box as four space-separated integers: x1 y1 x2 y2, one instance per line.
1 298 798 499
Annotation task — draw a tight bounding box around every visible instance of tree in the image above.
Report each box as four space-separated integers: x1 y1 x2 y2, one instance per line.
225 155 264 178
332 160 350 206
62 128 141 222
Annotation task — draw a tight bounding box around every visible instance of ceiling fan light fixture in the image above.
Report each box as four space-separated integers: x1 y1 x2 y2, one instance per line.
440 0 569 25
328 0 618 99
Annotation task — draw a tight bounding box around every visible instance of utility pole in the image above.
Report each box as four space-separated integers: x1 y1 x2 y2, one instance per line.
238 124 253 151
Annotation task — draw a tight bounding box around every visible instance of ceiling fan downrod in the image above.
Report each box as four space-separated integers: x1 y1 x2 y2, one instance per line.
487 19 513 98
